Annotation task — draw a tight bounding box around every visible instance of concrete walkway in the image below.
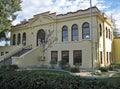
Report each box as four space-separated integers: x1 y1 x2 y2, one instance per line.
18 67 119 79
71 71 119 79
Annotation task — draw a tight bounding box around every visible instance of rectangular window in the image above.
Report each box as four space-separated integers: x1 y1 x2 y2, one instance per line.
107 52 109 63
72 30 78 41
99 24 102 36
62 31 68 42
82 28 90 39
100 51 103 64
62 51 69 64
73 50 82 65
109 52 111 63
51 51 58 64
109 30 111 39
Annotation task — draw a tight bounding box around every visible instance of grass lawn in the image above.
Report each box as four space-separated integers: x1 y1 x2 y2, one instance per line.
112 73 120 77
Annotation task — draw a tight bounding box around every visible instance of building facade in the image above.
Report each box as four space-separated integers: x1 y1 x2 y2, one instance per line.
113 37 120 63
0 7 114 69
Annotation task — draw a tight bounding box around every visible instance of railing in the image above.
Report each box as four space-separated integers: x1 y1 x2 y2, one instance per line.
23 44 32 49
0 45 23 62
12 45 45 67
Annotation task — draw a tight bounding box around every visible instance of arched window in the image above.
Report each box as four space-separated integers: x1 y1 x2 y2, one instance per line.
62 25 68 42
13 34 16 45
82 22 90 39
99 24 102 36
37 29 45 46
22 32 26 45
17 33 21 45
71 24 78 41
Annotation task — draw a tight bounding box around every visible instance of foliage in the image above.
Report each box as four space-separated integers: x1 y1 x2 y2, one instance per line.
0 64 18 71
70 67 80 73
49 59 57 65
0 31 5 40
112 73 120 77
58 60 71 71
0 0 22 32
94 70 102 75
99 67 108 72
109 63 120 71
49 59 58 69
0 70 120 89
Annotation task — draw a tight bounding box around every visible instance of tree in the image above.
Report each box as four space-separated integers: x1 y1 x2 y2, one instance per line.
114 28 120 37
0 0 22 44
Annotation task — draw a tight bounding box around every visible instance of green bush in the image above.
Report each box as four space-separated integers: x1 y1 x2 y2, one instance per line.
0 70 120 89
0 64 18 71
58 60 71 71
108 65 114 71
0 65 7 69
94 70 102 75
99 67 108 72
8 65 19 70
70 67 80 73
108 63 120 71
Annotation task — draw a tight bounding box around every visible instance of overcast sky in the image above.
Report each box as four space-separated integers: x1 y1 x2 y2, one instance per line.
12 0 120 29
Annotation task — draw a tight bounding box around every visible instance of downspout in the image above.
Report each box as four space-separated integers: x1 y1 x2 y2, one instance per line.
96 16 100 67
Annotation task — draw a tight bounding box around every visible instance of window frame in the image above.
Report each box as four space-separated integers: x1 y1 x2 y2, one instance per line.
17 33 21 45
51 51 58 64
61 51 69 64
73 50 82 65
99 24 102 36
82 22 90 39
13 34 16 45
62 25 68 42
100 51 103 64
71 24 78 41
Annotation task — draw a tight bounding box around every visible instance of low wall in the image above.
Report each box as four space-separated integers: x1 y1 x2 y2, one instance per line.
0 45 23 62
113 37 120 63
12 46 47 67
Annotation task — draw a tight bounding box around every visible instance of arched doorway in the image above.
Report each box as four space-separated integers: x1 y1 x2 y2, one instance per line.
36 29 45 46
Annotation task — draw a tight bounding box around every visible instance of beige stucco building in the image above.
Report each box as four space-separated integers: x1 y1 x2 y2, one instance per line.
0 7 114 69
112 37 120 63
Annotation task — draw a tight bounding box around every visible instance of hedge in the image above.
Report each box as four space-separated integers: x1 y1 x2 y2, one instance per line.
0 70 120 89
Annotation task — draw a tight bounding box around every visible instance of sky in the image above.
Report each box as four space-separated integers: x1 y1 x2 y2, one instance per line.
12 0 120 29
0 0 120 46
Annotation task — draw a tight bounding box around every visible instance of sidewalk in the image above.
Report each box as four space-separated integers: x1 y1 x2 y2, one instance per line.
71 71 119 79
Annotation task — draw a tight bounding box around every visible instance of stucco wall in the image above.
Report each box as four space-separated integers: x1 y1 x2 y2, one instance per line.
0 7 114 69
12 46 46 67
113 38 120 63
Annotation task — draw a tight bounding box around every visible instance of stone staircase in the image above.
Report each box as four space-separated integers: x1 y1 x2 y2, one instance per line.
12 49 31 57
0 45 32 65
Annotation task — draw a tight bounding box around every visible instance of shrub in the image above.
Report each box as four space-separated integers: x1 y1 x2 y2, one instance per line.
58 60 71 71
108 63 120 71
99 67 108 72
0 70 120 89
70 67 80 73
94 70 102 75
8 65 19 70
108 65 114 71
0 64 18 71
